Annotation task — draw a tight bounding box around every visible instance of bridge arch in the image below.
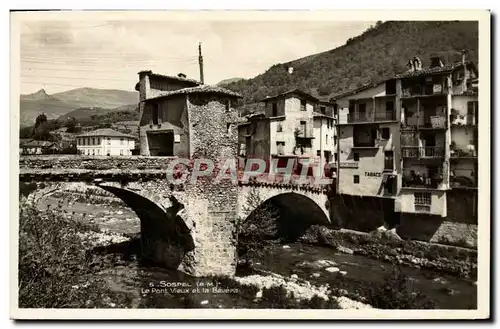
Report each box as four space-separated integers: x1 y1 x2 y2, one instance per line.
238 186 330 241
95 183 195 269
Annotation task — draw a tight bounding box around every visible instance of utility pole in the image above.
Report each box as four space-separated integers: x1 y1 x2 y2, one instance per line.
198 42 204 85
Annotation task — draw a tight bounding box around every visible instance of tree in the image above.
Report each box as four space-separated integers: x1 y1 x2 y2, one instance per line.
65 117 81 133
34 113 47 130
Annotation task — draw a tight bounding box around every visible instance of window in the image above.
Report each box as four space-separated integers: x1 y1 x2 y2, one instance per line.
225 100 231 112
333 103 338 117
81 138 85 146
120 138 124 145
97 138 100 145
277 123 283 132
334 153 338 161
92 149 95 156
384 151 394 170
152 104 159 125
277 141 285 155
320 106 326 114
415 192 432 205
380 127 390 140
97 149 100 155
467 101 478 114
107 152 110 156
353 175 360 184
334 136 338 145
272 103 278 116
353 152 359 161
107 138 111 145
300 99 307 111
299 121 306 135
120 149 123 156
386 80 396 95
317 150 321 156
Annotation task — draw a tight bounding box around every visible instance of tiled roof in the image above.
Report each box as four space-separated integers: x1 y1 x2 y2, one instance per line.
135 71 200 91
23 140 56 147
259 88 319 103
146 85 243 101
330 81 386 101
395 62 467 79
76 129 136 139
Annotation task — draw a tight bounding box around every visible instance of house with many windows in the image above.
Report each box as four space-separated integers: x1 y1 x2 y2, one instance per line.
332 54 478 221
76 128 136 156
237 89 337 176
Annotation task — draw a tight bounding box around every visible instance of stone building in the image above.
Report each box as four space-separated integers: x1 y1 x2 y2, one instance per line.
237 89 337 175
332 54 478 246
136 71 242 157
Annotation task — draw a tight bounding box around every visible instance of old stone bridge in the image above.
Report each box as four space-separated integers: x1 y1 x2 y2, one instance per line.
19 156 336 277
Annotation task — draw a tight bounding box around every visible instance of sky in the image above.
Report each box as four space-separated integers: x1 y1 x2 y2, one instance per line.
19 16 375 94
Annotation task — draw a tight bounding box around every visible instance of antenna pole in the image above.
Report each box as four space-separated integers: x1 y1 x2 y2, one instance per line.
198 42 204 85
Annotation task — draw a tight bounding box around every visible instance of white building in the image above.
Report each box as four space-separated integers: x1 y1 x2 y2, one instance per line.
76 128 136 156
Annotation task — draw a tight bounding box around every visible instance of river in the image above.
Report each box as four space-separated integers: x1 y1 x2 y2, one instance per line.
38 196 477 309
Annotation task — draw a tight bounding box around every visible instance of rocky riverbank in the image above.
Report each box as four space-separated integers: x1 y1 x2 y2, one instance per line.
299 225 477 279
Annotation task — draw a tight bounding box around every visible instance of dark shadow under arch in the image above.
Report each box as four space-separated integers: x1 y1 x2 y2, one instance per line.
242 192 330 242
97 185 194 269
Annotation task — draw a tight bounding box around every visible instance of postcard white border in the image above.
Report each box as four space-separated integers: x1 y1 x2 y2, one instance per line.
9 9 491 320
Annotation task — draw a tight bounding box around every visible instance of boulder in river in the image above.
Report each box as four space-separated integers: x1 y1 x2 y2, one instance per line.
337 246 354 255
282 245 290 249
339 271 347 276
290 274 298 280
200 300 209 305
325 267 340 273
311 273 321 278
432 277 448 285
296 259 336 270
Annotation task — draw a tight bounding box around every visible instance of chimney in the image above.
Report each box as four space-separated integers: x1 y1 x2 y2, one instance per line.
407 59 415 72
430 56 444 68
198 42 204 85
177 73 187 78
413 57 422 71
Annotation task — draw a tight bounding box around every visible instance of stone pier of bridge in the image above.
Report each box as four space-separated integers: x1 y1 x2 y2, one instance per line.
19 156 333 277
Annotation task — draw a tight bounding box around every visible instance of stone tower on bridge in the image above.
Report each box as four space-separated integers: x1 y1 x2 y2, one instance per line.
134 71 243 276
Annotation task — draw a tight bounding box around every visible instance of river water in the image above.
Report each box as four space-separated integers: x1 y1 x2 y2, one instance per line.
38 197 477 310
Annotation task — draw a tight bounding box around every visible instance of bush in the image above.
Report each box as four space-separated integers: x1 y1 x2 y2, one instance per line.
366 267 435 309
18 203 131 308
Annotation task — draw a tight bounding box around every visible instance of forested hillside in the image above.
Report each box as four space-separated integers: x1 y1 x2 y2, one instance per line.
225 21 478 113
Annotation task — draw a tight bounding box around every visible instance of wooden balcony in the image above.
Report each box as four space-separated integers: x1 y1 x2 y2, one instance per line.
347 111 396 123
401 146 445 159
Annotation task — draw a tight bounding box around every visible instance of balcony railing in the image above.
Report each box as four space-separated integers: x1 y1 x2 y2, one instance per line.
402 175 442 189
450 176 477 188
450 144 477 158
401 85 448 98
451 114 477 126
401 146 445 158
402 115 447 129
347 111 396 123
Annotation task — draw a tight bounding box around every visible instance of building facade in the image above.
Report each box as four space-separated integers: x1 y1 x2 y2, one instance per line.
238 89 337 175
333 55 478 220
76 129 136 156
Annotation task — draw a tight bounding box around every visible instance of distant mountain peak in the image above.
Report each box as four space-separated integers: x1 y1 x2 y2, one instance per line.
22 88 52 101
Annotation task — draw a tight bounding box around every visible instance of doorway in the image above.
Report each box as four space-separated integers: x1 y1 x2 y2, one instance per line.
147 131 174 156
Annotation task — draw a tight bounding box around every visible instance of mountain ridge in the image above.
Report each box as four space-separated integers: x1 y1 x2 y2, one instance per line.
223 21 478 114
20 87 138 127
